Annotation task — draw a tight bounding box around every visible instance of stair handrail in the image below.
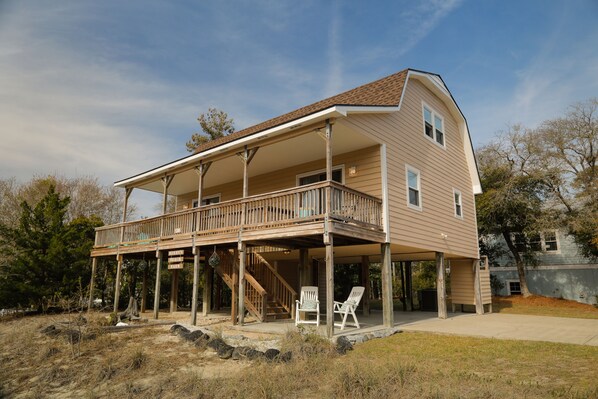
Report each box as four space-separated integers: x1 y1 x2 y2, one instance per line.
252 252 297 317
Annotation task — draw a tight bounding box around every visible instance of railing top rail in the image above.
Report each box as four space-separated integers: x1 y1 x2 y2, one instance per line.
244 273 267 296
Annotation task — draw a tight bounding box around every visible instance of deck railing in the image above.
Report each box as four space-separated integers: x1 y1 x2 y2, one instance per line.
94 181 383 247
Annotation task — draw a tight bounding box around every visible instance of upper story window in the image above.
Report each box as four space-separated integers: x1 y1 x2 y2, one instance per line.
453 189 463 218
297 166 343 186
511 231 559 253
406 165 422 211
423 103 445 147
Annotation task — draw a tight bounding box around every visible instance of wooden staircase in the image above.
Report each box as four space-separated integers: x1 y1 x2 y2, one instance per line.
212 249 297 322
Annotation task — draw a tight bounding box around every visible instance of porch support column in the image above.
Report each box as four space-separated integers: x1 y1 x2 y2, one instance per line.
161 175 174 214
140 261 148 313
361 255 370 316
325 234 335 338
113 254 123 313
203 252 213 316
238 242 246 325
195 161 212 207
87 257 98 312
405 261 413 311
231 249 239 324
170 269 179 313
153 250 163 319
381 243 393 327
436 252 447 319
191 245 200 325
299 248 309 286
473 259 484 315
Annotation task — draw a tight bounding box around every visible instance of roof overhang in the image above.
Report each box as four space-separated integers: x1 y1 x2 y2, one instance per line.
115 105 399 189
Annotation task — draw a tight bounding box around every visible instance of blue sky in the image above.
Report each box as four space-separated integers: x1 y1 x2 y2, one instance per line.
1 0 597 215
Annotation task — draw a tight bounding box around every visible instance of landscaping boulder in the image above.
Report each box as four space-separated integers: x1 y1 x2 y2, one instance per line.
217 344 235 359
245 349 265 360
279 351 292 363
170 324 190 336
336 336 353 355
231 346 251 360
264 348 280 361
207 338 228 352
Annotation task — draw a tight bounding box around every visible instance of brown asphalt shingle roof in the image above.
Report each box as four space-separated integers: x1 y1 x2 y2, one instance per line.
195 68 411 153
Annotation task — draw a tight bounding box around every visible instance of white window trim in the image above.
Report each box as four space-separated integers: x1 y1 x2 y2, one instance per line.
405 164 422 211
506 279 522 295
453 188 463 219
192 193 221 208
296 165 345 186
422 101 446 149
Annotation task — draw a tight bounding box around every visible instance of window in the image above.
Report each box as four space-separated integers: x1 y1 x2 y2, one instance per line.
453 189 462 218
422 103 445 147
544 231 558 251
298 168 343 186
406 165 421 210
511 231 559 252
507 280 521 295
192 194 220 208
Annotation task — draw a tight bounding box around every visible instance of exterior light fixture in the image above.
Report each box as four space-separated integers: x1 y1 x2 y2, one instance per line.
348 165 357 176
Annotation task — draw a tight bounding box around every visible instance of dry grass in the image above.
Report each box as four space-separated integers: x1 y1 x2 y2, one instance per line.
0 313 597 398
493 295 598 319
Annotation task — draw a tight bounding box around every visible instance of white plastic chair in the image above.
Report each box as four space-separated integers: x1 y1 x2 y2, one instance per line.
295 286 320 327
334 286 365 330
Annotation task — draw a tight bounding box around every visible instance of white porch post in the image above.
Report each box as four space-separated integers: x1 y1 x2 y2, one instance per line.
113 254 123 313
325 234 335 338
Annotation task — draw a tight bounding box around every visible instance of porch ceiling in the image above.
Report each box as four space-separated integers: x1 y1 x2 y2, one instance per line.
134 122 379 196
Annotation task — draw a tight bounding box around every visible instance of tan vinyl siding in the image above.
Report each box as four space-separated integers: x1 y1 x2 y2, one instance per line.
450 260 475 305
480 264 492 304
342 78 479 258
176 146 381 210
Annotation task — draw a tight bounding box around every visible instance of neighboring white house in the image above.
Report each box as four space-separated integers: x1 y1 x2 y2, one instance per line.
489 229 598 305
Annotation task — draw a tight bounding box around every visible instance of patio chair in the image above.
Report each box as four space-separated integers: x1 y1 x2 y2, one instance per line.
334 286 365 330
295 286 320 327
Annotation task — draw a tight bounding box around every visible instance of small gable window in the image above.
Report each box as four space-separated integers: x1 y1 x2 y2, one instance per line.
422 103 445 147
406 165 422 211
453 189 462 218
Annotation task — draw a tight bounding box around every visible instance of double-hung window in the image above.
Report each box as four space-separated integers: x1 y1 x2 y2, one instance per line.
423 103 445 147
406 165 421 210
453 189 463 218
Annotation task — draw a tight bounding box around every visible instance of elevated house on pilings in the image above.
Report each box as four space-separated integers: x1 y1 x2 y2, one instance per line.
89 68 490 337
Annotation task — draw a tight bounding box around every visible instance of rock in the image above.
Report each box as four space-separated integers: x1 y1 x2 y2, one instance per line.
245 349 265 360
217 344 234 359
264 348 280 361
41 324 60 336
115 322 128 327
183 330 205 342
170 324 190 336
63 329 82 343
207 338 228 352
336 336 353 355
231 346 252 360
279 351 292 363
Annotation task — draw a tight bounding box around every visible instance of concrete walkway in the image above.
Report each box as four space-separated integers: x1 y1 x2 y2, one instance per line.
226 310 598 346
398 312 598 346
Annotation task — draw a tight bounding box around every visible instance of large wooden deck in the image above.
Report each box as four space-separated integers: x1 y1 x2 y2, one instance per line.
91 181 385 257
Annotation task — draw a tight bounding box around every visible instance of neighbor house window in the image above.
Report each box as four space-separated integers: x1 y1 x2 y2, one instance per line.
422 103 445 147
406 165 421 210
507 280 521 295
543 231 558 251
453 189 462 218
511 231 559 253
